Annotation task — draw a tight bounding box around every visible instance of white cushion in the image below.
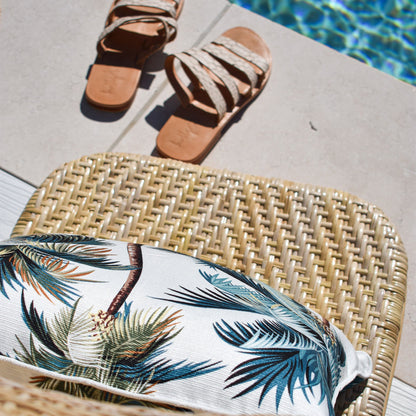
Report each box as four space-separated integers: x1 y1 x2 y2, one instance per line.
0 234 372 415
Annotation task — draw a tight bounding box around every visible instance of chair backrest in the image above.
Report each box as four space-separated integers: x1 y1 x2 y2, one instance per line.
10 152 407 416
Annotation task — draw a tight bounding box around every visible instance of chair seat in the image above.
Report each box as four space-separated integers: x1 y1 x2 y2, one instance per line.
10 152 407 416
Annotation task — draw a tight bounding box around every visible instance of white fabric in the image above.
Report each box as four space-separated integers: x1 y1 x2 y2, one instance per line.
0 236 372 416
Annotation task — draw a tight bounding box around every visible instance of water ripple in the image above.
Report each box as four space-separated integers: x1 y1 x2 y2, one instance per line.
230 0 416 85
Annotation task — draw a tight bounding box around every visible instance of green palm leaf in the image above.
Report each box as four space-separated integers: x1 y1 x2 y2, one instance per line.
0 234 133 305
164 262 345 414
20 293 66 358
15 298 222 398
214 318 332 413
106 307 182 359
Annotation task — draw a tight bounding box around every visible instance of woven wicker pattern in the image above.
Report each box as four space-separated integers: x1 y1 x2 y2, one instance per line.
0 376 229 416
10 153 407 416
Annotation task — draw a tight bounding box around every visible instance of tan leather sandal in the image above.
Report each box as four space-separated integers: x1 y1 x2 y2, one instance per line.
156 27 272 164
85 0 184 111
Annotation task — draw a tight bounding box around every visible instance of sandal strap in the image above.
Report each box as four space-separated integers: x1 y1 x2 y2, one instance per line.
98 0 179 47
214 36 270 74
168 52 228 119
203 43 258 90
98 14 177 46
111 0 177 19
188 48 240 108
166 34 269 120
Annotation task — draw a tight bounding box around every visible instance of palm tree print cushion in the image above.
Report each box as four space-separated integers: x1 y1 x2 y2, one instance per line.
0 234 372 415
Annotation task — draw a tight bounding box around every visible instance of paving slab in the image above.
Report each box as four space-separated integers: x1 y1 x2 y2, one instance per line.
0 0 229 185
113 2 416 386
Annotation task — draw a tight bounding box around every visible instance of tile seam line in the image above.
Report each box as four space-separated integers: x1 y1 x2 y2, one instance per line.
107 1 233 152
0 168 38 189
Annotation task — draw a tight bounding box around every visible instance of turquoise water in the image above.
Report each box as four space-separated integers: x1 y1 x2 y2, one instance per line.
230 0 416 86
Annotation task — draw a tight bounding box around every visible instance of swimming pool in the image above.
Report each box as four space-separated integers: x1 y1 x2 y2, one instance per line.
230 0 416 86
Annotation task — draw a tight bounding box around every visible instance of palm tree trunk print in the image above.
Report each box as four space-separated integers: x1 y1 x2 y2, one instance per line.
107 243 143 316
91 243 143 333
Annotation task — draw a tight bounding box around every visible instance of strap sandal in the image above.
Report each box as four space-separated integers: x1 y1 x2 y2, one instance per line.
85 0 184 111
156 26 272 163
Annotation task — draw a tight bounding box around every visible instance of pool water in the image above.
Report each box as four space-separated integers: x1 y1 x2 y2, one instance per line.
230 0 416 86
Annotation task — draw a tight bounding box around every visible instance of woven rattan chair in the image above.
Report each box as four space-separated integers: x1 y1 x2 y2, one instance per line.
2 153 407 416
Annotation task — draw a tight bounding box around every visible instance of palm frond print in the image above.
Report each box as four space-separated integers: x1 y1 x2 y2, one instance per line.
214 319 328 408
163 261 346 415
0 234 133 305
15 295 222 397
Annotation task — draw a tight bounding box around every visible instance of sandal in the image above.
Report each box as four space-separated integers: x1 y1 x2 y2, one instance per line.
85 0 184 111
156 26 272 164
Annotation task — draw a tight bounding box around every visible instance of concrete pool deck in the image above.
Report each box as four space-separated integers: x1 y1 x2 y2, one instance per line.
1 0 415 404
